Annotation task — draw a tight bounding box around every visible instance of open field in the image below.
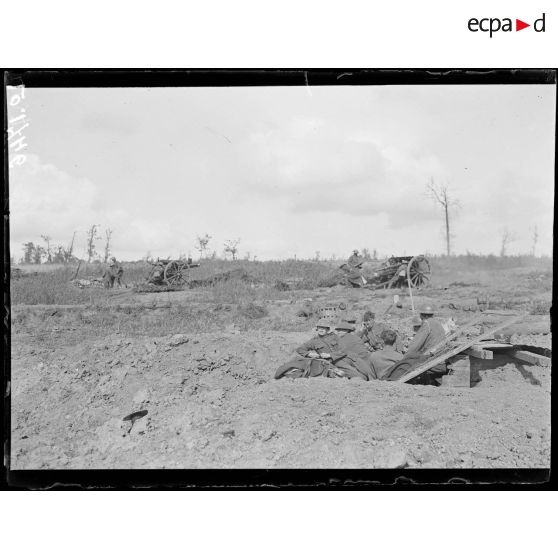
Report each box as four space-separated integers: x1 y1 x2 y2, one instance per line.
10 257 552 469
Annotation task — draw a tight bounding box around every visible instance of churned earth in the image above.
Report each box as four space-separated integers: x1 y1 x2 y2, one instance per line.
10 282 551 470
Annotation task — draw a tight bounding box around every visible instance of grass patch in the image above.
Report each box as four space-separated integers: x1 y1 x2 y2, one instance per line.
11 266 107 305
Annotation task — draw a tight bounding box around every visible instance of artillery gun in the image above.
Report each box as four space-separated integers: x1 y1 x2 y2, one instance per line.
368 255 432 289
341 255 431 289
146 258 200 287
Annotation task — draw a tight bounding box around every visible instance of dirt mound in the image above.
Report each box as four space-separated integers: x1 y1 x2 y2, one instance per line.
11 325 550 469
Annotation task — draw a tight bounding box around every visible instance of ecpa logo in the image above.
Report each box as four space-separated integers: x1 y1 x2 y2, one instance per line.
468 13 546 37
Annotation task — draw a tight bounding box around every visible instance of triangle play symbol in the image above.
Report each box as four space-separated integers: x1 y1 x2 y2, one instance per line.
516 19 530 31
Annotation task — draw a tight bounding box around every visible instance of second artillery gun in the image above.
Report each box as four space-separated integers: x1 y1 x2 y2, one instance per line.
340 255 431 289
146 258 200 287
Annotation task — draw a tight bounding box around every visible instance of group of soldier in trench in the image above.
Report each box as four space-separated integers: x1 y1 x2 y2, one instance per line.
276 249 448 384
275 304 447 384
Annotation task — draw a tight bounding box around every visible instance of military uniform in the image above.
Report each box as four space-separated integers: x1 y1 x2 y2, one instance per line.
406 318 446 355
359 323 404 353
274 332 347 380
382 317 447 382
104 259 124 288
369 346 402 380
336 332 375 380
294 332 346 360
359 326 384 351
348 253 364 268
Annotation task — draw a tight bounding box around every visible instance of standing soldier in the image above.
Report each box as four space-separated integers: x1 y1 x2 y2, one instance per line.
348 249 364 269
104 256 124 288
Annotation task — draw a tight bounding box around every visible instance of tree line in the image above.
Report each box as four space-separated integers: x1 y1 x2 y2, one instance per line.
19 225 114 265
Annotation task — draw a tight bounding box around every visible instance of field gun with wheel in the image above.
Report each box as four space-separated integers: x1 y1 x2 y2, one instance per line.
367 255 431 289
146 258 200 288
340 254 431 289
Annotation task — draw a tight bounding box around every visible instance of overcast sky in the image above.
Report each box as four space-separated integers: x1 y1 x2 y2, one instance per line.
8 84 555 261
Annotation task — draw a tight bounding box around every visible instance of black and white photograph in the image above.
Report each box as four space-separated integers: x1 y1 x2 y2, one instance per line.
5 70 554 481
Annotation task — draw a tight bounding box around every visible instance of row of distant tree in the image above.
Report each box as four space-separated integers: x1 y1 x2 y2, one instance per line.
195 235 243 260
16 193 543 266
19 225 113 265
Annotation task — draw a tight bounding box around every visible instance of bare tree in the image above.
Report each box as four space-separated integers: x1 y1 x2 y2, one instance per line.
223 238 240 260
66 231 76 262
314 251 321 261
86 224 100 263
531 225 539 257
361 248 371 260
426 178 460 256
22 242 35 264
195 234 212 259
500 228 516 257
103 229 113 263
41 235 52 263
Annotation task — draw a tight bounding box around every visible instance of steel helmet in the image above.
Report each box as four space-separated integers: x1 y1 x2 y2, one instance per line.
419 304 435 315
316 318 332 329
345 314 358 324
411 315 423 327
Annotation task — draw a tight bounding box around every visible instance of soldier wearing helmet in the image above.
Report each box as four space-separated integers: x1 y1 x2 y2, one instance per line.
333 322 375 380
405 304 446 357
347 249 364 269
358 310 405 353
274 317 348 379
359 310 383 351
381 304 448 383
419 304 435 318
104 256 124 288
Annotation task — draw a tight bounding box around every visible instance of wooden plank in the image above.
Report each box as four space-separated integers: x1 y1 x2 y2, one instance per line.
427 315 486 355
397 314 524 383
475 342 514 349
512 350 551 367
464 346 493 360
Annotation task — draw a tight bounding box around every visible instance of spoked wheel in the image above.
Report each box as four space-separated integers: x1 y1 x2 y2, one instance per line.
164 261 190 286
407 255 431 288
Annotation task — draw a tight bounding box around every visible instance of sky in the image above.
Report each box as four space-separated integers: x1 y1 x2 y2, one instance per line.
7 83 555 262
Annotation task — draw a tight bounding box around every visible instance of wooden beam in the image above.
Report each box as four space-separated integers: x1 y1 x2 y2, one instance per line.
397 314 524 383
474 342 514 350
512 350 551 367
464 346 493 360
427 315 486 355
